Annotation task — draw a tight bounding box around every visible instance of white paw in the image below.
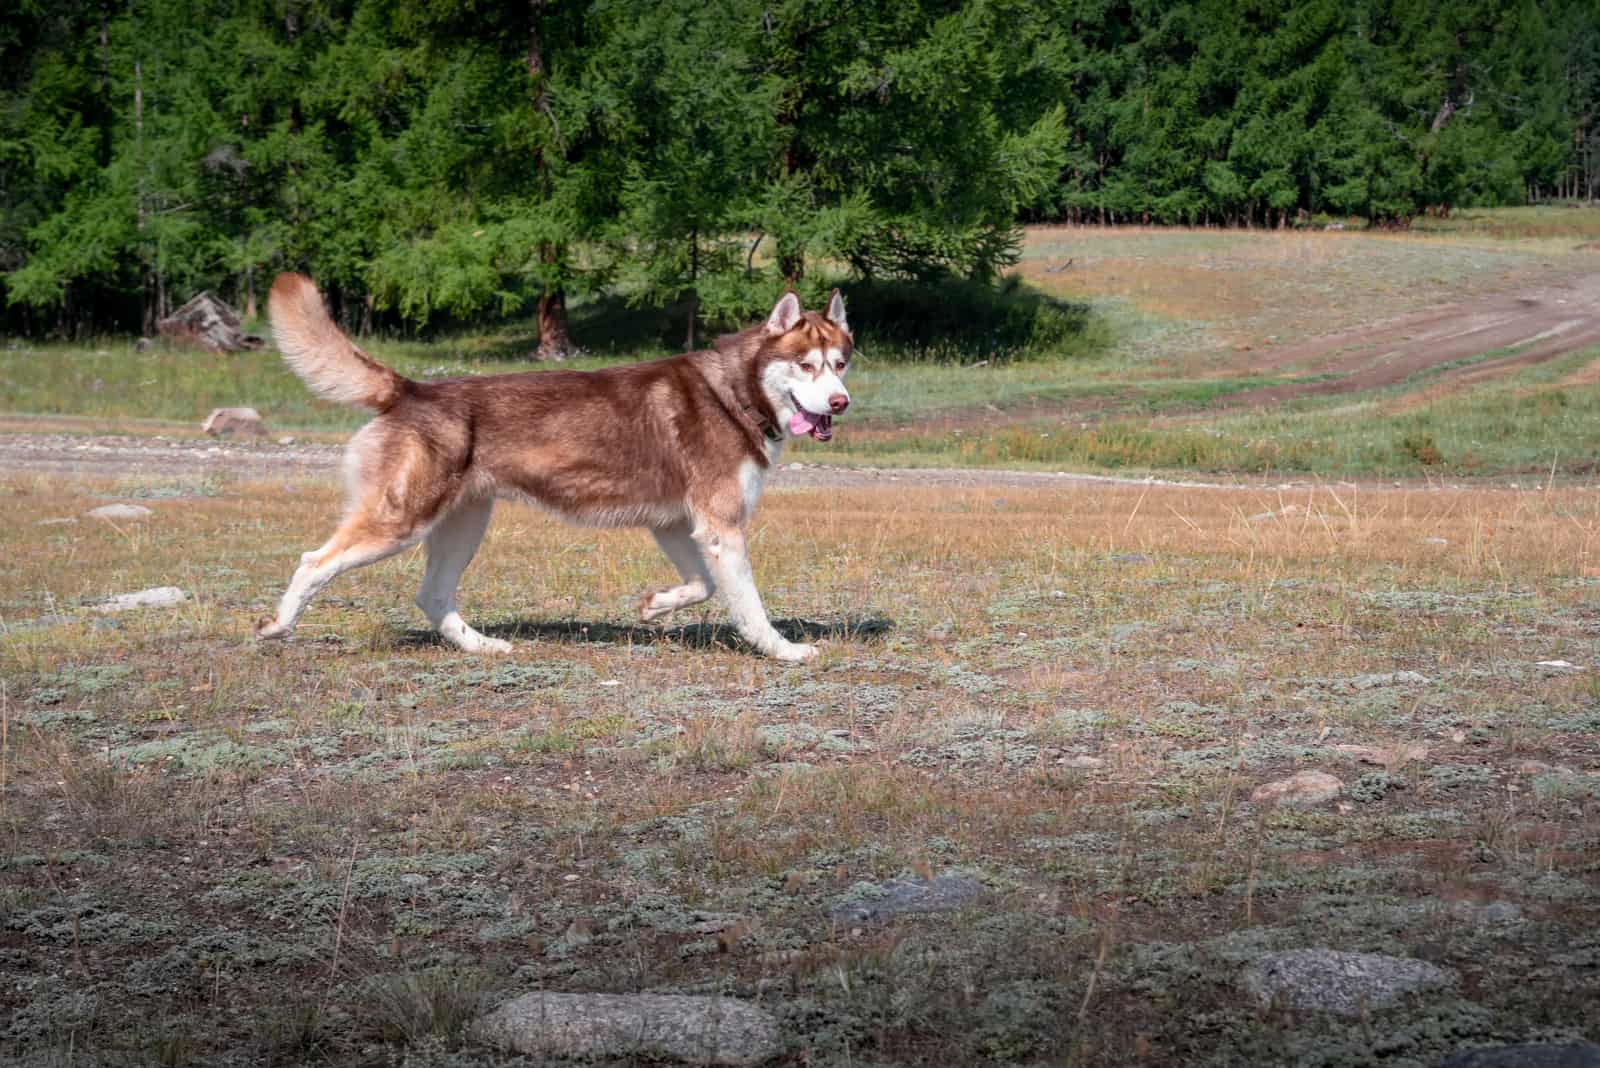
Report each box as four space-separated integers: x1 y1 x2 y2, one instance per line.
773 640 819 663
459 634 512 655
445 626 513 654
255 618 290 641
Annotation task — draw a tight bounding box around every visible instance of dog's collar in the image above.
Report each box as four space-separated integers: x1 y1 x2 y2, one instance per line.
744 405 784 443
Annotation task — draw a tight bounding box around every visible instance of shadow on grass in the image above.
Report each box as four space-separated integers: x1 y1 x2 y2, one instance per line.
395 615 894 653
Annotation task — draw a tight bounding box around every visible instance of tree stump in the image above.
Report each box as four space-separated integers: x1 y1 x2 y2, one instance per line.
157 292 265 353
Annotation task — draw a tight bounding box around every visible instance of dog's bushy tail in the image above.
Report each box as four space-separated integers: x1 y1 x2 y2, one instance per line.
268 273 408 411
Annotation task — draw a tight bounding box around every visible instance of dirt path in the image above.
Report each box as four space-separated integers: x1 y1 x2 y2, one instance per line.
1212 269 1600 407
0 430 1241 490
866 266 1600 436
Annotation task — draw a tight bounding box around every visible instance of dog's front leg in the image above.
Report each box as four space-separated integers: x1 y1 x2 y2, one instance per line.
692 522 816 662
640 521 716 622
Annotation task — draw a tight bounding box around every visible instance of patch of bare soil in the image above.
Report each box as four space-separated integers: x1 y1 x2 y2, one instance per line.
1219 270 1600 408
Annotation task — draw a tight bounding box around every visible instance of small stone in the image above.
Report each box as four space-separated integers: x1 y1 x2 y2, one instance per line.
86 503 153 521
829 874 985 925
36 518 78 526
398 873 427 888
1057 754 1104 769
95 586 187 613
277 435 296 445
1450 901 1523 924
1239 948 1455 1016
1421 537 1449 546
470 992 781 1067
1350 670 1430 689
1251 770 1342 807
1439 1044 1600 1068
202 406 267 437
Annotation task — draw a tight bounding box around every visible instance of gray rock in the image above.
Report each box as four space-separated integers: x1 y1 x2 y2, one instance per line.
85 503 153 521
1238 948 1455 1015
95 586 187 613
202 406 267 437
1350 670 1430 689
1451 900 1523 924
1439 1044 1600 1068
829 874 985 925
470 992 781 1066
1251 770 1342 807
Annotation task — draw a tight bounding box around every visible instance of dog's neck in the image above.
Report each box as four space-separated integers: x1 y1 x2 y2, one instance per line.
740 403 784 443
698 346 783 458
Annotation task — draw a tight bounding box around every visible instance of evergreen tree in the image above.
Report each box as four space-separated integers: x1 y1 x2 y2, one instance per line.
3 0 1597 338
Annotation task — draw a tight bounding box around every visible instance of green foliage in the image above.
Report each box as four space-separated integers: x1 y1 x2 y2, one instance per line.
0 0 1595 339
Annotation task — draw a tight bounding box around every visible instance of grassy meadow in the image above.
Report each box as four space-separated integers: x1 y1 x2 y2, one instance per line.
2 472 1599 1064
5 206 1600 479
3 207 1600 1065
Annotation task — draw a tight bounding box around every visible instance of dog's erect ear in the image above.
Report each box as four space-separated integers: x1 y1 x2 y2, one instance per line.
826 288 848 332
765 292 803 336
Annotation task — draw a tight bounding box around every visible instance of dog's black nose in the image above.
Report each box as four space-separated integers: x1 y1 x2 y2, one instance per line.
829 393 849 413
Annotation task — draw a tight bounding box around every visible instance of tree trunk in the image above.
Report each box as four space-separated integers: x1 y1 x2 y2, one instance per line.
536 288 572 361
525 1 575 359
685 227 699 350
134 59 155 336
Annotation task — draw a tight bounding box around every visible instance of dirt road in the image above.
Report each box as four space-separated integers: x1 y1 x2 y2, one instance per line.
0 430 1240 490
1217 268 1600 407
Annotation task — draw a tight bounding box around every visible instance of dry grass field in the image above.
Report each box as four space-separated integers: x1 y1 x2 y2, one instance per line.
4 207 1600 1065
2 467 1598 1065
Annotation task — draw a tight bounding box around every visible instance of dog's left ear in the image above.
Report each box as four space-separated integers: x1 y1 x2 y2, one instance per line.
765 292 803 336
826 288 848 333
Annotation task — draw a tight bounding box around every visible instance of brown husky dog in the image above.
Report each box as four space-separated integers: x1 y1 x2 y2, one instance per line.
255 273 852 661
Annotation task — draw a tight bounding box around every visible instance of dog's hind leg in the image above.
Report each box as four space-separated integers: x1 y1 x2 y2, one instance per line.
256 510 422 642
415 498 509 654
639 521 716 622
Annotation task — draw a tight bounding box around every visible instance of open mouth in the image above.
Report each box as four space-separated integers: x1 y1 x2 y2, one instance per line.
788 396 834 442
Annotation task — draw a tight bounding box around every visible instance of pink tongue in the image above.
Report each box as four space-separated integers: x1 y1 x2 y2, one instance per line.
789 410 817 435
